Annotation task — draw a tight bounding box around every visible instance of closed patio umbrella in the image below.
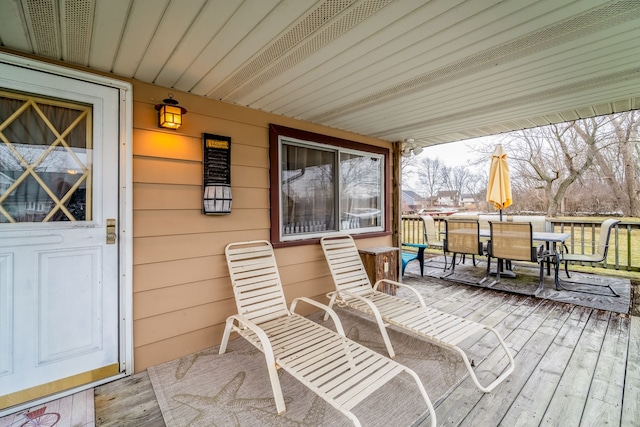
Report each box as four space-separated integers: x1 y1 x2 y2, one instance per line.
486 144 512 219
486 144 514 276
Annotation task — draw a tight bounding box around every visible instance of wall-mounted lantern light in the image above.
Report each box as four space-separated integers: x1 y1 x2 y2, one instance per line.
154 93 187 129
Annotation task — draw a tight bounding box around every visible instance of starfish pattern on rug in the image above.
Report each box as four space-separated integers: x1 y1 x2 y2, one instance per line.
175 346 260 380
172 371 293 426
246 396 328 426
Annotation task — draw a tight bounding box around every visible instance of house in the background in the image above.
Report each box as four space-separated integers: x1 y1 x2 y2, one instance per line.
437 190 459 207
460 193 478 209
402 190 428 213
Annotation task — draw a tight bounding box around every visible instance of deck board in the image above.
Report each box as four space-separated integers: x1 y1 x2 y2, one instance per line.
458 302 574 426
581 313 628 426
540 310 611 425
500 305 592 426
92 276 637 427
622 316 640 426
95 371 165 427
433 299 556 425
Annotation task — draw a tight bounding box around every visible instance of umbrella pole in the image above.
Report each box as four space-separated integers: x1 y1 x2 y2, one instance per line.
493 209 516 278
497 209 504 274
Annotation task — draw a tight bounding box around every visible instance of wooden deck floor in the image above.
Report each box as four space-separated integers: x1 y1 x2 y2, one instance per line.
94 277 640 427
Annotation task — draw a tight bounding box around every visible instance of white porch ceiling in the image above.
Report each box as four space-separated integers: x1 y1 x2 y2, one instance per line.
1 0 639 146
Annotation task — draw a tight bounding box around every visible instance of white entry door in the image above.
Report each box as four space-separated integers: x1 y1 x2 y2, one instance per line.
0 60 121 410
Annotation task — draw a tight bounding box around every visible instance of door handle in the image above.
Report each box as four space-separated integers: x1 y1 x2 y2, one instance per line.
106 219 116 244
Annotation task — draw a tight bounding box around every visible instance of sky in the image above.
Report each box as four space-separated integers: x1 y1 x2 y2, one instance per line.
420 140 471 166
413 134 507 169
402 136 505 191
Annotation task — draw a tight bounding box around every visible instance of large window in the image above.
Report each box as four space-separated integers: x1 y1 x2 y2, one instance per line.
270 125 389 244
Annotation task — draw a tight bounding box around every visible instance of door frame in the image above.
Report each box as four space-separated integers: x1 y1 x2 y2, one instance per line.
0 51 133 415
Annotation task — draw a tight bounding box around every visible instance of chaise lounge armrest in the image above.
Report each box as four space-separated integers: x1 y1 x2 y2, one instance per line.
373 279 427 307
290 296 345 336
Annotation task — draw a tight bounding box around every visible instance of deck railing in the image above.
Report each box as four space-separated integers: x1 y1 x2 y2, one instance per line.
401 215 640 273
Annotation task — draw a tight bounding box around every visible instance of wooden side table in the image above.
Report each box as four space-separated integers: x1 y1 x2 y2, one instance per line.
358 246 399 295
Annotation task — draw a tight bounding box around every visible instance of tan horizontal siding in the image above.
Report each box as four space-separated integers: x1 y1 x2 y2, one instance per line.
134 325 226 372
134 299 236 348
134 229 265 265
133 128 269 167
133 255 227 293
134 184 269 210
133 129 201 161
131 80 393 372
134 158 268 187
133 277 234 320
133 209 270 237
279 259 331 283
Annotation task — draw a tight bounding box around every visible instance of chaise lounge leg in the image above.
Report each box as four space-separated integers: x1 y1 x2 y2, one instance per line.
451 326 515 393
219 318 234 354
323 292 338 321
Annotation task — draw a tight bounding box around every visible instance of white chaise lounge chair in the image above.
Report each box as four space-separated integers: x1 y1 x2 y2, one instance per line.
320 234 515 393
221 240 436 427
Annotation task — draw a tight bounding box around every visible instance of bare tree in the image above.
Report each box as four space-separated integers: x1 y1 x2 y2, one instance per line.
463 172 487 210
506 119 602 216
401 154 419 172
590 111 640 216
441 165 473 206
405 111 640 216
415 157 445 207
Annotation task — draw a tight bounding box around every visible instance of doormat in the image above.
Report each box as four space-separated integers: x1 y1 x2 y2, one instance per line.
149 308 484 427
0 389 94 427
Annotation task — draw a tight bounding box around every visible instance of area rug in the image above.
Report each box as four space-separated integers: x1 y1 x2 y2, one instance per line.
411 256 630 314
148 308 480 427
0 389 94 427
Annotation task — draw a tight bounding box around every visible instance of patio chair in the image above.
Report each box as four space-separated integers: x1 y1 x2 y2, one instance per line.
441 219 485 280
422 215 447 269
557 218 621 296
484 221 558 296
401 242 428 276
320 234 515 393
221 240 436 427
510 215 547 232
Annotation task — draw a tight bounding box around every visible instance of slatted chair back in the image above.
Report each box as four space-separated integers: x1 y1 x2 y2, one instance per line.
444 219 483 255
320 234 374 296
225 240 290 325
489 221 535 262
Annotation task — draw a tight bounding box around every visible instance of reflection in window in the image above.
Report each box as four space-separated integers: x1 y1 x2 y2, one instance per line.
279 138 384 241
340 152 381 230
0 91 92 223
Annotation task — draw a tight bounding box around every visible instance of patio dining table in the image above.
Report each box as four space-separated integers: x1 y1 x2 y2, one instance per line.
479 229 570 280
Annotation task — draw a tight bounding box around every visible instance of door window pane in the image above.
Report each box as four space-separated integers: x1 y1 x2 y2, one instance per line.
0 91 92 223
